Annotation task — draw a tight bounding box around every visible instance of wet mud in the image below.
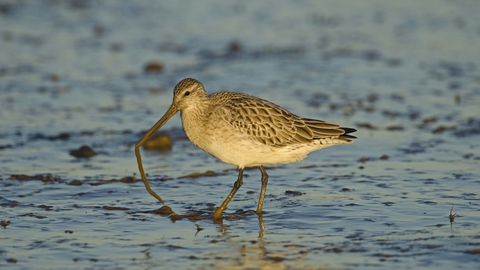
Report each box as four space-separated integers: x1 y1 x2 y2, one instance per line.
1 1 480 269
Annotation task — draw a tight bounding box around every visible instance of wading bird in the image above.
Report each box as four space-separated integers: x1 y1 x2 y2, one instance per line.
135 78 356 220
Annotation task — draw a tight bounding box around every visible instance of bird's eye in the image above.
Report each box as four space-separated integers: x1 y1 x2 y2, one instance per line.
184 91 190 96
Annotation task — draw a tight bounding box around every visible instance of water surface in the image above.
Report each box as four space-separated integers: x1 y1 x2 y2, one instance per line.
1 1 480 269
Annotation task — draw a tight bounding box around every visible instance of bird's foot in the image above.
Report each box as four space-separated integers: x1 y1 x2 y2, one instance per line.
212 208 224 221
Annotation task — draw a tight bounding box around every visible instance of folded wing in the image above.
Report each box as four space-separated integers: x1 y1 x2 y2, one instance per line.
217 93 354 146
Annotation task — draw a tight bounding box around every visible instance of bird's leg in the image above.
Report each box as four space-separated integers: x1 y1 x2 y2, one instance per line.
213 168 244 220
256 166 269 214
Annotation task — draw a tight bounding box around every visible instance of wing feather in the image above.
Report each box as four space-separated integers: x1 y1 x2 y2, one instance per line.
212 92 351 146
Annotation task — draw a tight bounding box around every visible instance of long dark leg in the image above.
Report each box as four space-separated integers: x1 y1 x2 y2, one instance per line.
256 166 269 214
213 168 244 220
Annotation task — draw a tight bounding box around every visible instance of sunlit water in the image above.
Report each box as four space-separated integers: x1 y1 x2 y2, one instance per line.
1 1 480 269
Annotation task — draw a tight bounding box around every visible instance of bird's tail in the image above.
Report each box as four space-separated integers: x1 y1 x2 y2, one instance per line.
339 127 357 141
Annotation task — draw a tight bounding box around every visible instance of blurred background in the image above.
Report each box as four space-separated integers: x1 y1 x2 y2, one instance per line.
1 1 479 269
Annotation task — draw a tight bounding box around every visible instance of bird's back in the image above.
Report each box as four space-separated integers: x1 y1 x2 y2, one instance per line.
207 91 355 146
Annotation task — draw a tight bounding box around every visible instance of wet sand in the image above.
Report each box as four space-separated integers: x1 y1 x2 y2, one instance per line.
1 1 480 269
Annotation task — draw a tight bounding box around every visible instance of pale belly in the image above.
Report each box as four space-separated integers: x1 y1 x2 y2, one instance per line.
185 123 338 168
181 111 349 168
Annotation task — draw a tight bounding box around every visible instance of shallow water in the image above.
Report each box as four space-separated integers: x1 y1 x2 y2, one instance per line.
1 0 480 269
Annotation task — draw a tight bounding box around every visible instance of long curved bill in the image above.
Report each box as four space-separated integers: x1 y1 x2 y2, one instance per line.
135 104 178 204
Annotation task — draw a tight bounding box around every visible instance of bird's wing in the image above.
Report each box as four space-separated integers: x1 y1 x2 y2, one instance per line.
218 94 345 146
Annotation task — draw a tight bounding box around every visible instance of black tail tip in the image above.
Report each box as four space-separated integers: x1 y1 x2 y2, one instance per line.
341 127 357 139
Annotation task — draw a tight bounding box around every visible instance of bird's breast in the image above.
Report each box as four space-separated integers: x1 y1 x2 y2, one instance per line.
181 109 256 166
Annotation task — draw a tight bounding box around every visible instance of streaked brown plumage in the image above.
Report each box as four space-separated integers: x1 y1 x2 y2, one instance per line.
135 78 356 220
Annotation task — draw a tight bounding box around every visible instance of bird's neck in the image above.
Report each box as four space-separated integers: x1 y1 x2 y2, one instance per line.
180 103 211 148
181 101 208 130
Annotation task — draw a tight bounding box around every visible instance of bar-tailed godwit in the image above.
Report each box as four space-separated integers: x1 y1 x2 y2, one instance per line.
135 78 356 220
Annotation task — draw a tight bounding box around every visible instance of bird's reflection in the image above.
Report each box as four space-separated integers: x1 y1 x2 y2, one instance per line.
152 205 266 236
153 205 267 238
151 208 313 267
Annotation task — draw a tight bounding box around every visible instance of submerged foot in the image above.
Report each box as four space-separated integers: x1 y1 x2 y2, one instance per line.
212 208 224 221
